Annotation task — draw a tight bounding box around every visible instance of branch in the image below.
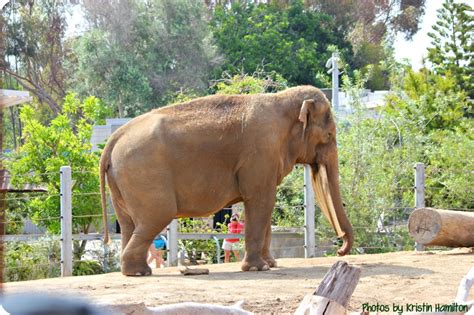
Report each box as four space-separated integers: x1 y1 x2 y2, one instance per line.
1 67 61 114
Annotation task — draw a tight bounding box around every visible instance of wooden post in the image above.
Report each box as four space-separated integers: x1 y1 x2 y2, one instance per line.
60 166 73 277
414 163 425 251
167 219 178 267
295 261 361 315
304 164 316 258
408 208 474 247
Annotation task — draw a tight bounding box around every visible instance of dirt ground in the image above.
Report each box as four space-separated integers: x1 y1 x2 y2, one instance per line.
4 249 474 314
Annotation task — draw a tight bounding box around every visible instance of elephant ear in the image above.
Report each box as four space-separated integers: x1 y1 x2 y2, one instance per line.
298 99 315 139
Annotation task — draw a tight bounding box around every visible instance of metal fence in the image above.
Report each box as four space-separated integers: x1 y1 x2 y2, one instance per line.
1 162 471 281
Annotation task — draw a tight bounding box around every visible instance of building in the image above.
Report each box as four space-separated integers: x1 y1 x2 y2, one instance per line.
321 88 389 119
91 118 131 151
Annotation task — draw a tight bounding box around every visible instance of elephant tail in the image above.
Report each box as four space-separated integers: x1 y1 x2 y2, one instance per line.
100 137 115 245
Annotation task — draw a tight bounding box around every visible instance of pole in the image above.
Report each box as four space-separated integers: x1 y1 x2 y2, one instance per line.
60 166 73 276
304 164 316 258
332 52 339 112
167 219 178 267
212 236 221 264
414 163 425 251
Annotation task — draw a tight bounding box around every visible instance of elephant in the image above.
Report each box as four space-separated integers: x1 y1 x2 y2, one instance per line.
100 85 353 276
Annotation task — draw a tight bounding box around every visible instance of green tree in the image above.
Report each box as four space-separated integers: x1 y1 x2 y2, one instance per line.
6 93 110 258
427 0 473 98
70 0 220 117
386 68 473 209
210 0 352 87
386 69 468 134
207 0 427 44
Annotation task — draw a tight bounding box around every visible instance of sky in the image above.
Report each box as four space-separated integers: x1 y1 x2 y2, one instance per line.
393 0 473 70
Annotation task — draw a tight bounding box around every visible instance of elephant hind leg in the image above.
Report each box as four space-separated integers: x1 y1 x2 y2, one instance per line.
121 217 173 276
107 173 134 252
120 200 177 276
121 233 154 276
113 200 134 253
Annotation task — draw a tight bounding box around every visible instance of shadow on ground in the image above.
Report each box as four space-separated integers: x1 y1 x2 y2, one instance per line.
149 262 434 281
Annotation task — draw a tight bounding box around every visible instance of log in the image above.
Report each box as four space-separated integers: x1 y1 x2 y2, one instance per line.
408 208 474 247
179 267 209 276
295 261 361 315
315 261 361 308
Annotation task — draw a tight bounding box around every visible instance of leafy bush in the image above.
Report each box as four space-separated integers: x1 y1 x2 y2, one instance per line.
7 93 109 235
73 260 104 276
213 70 288 95
5 236 61 282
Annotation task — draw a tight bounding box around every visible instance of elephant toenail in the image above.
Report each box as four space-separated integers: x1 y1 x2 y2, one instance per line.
135 272 142 276
262 265 270 271
249 266 258 271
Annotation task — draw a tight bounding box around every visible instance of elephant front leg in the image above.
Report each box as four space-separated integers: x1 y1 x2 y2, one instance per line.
241 198 275 272
262 224 277 268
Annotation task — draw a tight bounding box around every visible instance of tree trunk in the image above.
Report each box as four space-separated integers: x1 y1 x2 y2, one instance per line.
408 208 474 247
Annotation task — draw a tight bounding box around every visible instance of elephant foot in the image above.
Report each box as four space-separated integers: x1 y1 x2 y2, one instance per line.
121 261 152 276
263 255 277 268
241 257 270 272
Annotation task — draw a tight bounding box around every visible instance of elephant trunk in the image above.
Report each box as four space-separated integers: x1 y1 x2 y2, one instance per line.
311 160 353 256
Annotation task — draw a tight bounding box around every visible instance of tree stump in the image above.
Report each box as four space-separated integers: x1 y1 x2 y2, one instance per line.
295 261 361 315
408 208 474 247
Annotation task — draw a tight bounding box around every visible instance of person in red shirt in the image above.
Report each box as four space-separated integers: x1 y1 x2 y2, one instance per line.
222 213 244 263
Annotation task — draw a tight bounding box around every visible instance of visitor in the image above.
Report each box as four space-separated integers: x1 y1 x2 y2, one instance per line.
222 213 244 263
148 236 165 268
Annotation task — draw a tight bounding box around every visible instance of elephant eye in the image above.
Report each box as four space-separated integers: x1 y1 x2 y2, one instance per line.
325 111 331 122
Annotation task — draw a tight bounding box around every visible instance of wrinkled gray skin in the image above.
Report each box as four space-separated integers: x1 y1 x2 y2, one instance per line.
100 86 353 276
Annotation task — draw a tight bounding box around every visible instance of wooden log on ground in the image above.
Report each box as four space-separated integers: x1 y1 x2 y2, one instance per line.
294 261 361 315
179 267 209 276
408 208 474 247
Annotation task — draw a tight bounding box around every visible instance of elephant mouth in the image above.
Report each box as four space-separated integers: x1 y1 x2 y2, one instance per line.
313 164 351 256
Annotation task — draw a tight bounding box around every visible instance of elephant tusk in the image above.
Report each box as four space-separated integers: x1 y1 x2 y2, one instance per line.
313 165 345 238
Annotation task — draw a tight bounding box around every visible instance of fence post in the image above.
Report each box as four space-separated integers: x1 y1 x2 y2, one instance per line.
304 164 316 258
212 236 221 264
60 166 73 277
167 219 178 267
414 162 425 251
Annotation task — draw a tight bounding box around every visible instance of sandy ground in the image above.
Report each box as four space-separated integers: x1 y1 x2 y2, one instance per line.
3 249 474 314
